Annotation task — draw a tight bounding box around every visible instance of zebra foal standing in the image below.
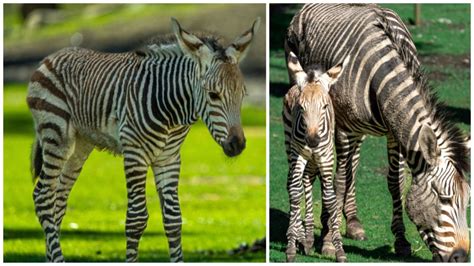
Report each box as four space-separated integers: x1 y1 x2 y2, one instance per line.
283 52 348 262
286 4 469 262
27 17 260 262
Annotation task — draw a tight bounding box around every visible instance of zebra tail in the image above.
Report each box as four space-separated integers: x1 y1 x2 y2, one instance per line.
31 138 43 183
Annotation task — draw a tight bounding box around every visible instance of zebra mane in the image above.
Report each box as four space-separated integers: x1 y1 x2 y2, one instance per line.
141 31 229 60
375 8 470 175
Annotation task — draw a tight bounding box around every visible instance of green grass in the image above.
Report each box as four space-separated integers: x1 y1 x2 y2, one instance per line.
3 84 266 262
269 4 470 262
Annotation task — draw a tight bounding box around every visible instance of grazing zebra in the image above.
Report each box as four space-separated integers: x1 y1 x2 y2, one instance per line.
283 52 349 262
27 17 260 262
285 4 470 262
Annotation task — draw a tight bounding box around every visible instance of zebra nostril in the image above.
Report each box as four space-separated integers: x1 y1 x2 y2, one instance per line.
449 249 467 262
305 135 320 148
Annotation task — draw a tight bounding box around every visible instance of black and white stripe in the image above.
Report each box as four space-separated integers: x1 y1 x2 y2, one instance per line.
27 18 260 262
282 53 347 262
285 4 469 262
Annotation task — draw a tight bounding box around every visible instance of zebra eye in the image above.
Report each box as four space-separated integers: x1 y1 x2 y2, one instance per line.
209 91 220 101
323 103 329 109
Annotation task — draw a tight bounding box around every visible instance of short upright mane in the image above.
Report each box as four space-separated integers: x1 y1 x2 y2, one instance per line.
375 6 470 175
139 31 228 60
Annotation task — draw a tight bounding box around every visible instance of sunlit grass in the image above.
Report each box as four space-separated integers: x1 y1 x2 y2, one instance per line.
3 84 266 262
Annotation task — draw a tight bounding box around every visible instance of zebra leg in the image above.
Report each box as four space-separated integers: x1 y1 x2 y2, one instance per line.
54 137 94 230
319 173 335 257
33 138 75 262
286 156 306 262
386 135 411 256
319 154 346 262
334 132 367 241
123 150 149 262
152 154 184 262
302 163 317 255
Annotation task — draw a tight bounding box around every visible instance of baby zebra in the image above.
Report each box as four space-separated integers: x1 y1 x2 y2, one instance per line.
282 52 348 262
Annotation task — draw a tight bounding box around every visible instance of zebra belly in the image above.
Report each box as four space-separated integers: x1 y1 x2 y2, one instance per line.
76 117 123 154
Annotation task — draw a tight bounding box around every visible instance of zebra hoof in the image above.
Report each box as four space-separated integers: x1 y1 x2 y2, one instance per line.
303 244 313 256
286 246 297 262
303 237 314 255
286 253 296 262
336 250 347 262
321 241 336 257
394 238 412 256
346 219 367 241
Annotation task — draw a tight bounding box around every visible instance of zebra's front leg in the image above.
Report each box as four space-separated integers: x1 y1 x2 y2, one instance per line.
286 156 306 262
302 163 317 255
334 132 366 241
387 135 411 256
320 157 346 262
152 154 184 262
123 151 149 262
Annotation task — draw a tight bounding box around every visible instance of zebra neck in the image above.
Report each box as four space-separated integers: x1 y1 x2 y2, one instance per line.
142 54 200 128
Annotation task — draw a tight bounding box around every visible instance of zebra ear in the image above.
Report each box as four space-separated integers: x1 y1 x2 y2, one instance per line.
321 55 350 90
419 124 440 166
171 18 212 61
287 51 307 89
226 17 260 64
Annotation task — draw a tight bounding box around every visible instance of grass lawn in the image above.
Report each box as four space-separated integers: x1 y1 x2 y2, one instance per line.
3 84 266 262
269 4 470 262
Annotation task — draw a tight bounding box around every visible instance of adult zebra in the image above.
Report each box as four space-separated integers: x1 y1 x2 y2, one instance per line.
27 17 260 262
285 4 470 262
283 52 349 262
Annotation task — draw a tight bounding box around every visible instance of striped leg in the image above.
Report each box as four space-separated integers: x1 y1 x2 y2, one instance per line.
386 135 411 256
152 154 183 262
33 138 74 262
333 131 367 241
301 163 317 255
55 138 94 230
123 150 149 262
319 152 346 262
286 156 306 262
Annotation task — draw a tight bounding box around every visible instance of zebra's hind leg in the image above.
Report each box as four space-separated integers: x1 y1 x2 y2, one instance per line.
386 136 411 256
334 132 367 241
152 154 184 262
33 135 75 262
123 149 149 262
302 163 317 256
55 137 94 230
286 157 306 262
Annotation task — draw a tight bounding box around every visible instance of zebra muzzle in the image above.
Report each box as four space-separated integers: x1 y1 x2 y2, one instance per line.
305 134 321 148
222 127 246 157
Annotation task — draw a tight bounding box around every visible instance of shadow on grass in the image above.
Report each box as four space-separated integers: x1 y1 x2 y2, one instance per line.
269 82 289 98
445 106 471 125
4 227 265 262
4 111 34 136
269 208 288 247
269 208 430 262
4 249 265 262
4 227 168 240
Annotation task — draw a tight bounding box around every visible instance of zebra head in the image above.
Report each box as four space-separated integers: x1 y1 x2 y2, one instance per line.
171 18 260 157
406 125 470 262
287 52 346 148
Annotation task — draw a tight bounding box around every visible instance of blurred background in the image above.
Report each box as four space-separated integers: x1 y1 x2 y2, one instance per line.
269 4 470 263
4 4 265 262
